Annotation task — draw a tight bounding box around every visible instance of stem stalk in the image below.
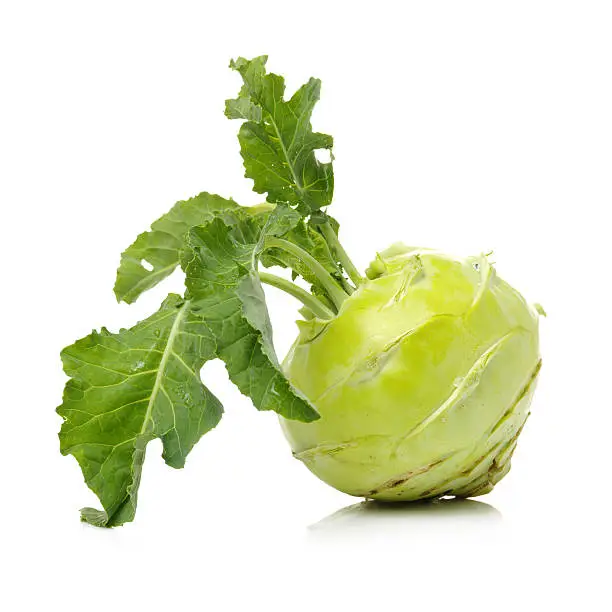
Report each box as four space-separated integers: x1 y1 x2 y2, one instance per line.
259 272 334 320
264 236 348 310
319 221 363 288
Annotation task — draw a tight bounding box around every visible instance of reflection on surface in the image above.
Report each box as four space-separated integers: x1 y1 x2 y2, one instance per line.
309 498 501 534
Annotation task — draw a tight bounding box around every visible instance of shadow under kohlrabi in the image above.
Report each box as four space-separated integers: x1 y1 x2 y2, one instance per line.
309 497 502 536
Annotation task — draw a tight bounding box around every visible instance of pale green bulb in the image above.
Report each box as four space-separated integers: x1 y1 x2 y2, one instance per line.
281 246 542 500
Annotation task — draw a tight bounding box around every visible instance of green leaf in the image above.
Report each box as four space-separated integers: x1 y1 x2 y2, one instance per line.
182 209 319 423
114 192 249 304
57 294 223 527
226 56 334 214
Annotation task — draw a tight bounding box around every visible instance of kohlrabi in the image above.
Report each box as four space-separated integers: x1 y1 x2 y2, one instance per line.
57 56 542 526
281 246 541 500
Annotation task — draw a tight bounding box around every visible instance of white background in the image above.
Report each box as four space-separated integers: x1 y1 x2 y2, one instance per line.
1 1 610 610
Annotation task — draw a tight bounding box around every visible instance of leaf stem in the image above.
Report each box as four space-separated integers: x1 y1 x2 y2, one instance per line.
319 221 363 287
264 237 348 310
259 272 334 319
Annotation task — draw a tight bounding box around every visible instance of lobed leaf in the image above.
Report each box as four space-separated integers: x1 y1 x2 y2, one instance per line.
57 294 223 527
114 192 256 304
182 209 319 423
226 56 334 214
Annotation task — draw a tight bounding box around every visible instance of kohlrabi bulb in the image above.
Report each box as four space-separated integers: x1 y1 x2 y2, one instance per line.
281 246 542 501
